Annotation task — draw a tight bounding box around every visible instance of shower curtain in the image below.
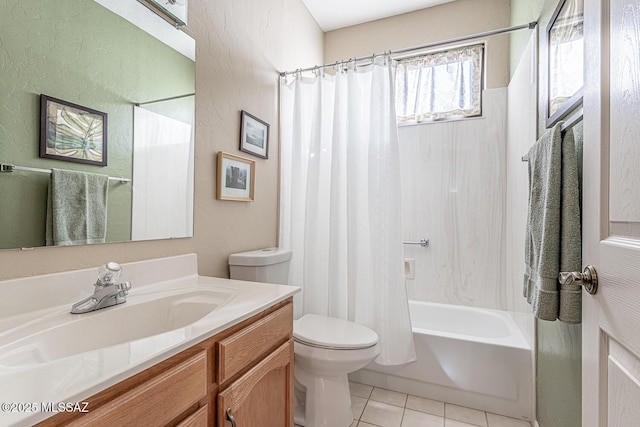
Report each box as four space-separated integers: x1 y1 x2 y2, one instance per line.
132 106 194 240
279 57 416 365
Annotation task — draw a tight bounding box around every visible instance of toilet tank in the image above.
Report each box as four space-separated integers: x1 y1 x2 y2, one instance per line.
228 248 292 285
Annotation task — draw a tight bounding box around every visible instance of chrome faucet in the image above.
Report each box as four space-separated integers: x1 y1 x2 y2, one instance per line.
71 262 132 314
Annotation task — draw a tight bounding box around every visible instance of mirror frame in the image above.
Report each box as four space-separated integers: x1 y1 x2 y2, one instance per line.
545 0 584 128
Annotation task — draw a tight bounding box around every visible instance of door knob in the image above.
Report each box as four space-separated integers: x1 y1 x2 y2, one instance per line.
558 265 598 295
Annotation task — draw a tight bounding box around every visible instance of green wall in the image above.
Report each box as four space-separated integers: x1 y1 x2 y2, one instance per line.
0 0 194 249
510 1 582 426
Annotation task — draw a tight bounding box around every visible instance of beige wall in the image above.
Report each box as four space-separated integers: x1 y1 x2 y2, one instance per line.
0 0 323 281
324 0 511 89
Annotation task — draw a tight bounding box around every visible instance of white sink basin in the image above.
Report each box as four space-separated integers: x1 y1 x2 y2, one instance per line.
0 288 235 367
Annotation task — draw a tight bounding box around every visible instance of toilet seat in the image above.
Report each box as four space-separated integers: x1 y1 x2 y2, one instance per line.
294 314 378 350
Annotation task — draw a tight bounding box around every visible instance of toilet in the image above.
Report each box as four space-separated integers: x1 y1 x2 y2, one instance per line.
293 314 379 427
229 248 380 427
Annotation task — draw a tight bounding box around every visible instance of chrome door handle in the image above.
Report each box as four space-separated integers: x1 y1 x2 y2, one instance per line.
558 265 598 295
226 408 237 427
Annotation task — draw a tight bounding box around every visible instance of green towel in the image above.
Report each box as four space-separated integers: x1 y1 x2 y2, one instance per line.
46 169 109 246
523 122 582 323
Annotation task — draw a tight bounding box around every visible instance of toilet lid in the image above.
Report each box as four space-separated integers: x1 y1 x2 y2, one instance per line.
293 314 379 350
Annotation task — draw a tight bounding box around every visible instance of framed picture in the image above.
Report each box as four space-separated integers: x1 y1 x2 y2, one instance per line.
217 151 255 201
546 0 583 128
40 95 108 166
239 110 269 159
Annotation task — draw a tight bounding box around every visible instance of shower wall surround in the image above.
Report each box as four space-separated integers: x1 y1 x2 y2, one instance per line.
399 88 507 311
505 34 537 346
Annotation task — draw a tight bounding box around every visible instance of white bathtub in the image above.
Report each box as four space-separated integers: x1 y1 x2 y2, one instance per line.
349 301 533 421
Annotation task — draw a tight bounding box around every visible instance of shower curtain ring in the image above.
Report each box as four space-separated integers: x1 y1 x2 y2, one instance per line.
385 50 392 65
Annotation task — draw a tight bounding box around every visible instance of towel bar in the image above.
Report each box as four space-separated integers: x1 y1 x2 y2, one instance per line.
521 107 583 162
1 163 130 183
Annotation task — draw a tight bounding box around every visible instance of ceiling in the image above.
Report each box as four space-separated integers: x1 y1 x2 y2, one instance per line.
301 0 457 32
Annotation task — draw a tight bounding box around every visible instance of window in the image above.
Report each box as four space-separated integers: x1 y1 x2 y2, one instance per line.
395 44 484 123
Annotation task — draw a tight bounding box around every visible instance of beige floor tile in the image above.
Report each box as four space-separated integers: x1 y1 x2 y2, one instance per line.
370 387 408 407
361 400 404 427
486 413 531 427
350 381 374 399
406 395 445 416
446 419 482 427
445 404 488 427
352 395 368 420
358 423 379 427
402 408 445 427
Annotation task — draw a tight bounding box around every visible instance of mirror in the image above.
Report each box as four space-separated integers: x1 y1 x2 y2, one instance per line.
0 0 195 250
546 0 583 127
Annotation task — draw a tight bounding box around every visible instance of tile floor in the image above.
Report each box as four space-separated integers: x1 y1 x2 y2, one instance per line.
297 381 532 427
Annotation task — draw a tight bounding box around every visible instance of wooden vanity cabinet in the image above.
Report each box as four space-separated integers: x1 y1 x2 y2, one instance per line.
37 298 293 427
217 340 294 427
216 303 294 427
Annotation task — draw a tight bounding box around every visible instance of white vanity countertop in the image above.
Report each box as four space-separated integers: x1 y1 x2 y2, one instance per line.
0 254 299 427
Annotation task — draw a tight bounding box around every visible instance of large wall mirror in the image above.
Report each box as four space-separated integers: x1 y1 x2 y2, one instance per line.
0 0 195 250
546 0 583 127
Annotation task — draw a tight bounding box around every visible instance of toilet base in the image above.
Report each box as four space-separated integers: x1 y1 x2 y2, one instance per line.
294 365 353 427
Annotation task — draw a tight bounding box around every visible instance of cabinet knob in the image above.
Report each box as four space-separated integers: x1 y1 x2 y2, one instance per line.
226 408 238 427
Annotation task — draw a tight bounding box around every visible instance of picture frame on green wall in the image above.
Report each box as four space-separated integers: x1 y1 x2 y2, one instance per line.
40 95 108 166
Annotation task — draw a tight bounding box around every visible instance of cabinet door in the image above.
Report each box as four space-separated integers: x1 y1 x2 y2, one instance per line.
218 340 293 427
176 406 208 427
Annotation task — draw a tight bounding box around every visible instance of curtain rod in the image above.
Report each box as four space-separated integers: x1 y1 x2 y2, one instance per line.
135 93 195 107
279 21 537 77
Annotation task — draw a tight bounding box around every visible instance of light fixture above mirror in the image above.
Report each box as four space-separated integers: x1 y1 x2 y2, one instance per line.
138 0 189 28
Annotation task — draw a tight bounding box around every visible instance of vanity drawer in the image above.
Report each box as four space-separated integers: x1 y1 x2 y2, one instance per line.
70 351 207 426
217 303 293 384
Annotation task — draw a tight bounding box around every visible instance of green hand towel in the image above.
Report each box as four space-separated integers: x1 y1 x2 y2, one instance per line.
46 169 109 246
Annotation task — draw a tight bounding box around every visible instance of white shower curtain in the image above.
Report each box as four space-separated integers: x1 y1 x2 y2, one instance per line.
132 106 194 240
279 57 416 365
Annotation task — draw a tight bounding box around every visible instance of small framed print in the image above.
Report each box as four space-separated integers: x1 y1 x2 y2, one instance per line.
239 110 269 159
40 95 107 166
217 151 255 201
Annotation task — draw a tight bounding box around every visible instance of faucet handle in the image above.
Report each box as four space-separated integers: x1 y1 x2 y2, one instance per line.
96 262 122 287
118 281 132 296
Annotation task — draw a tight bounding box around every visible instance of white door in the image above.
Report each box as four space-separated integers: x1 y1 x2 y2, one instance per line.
583 0 640 425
